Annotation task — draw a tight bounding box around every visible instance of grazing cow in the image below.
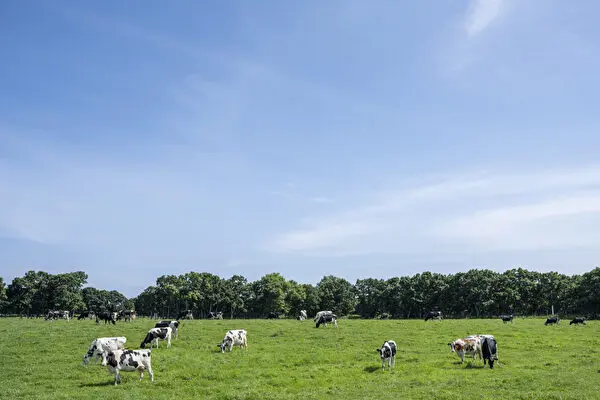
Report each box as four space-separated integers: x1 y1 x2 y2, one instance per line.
424 311 442 321
480 336 498 369
96 311 116 325
500 314 513 323
140 327 172 349
570 317 586 326
315 313 338 328
209 311 223 320
217 329 248 353
313 310 333 322
379 313 390 320
83 337 127 366
448 337 482 364
297 310 307 321
377 340 397 371
77 311 95 320
104 349 153 385
155 320 180 340
545 317 560 326
178 310 194 320
117 310 136 322
267 312 280 319
45 310 70 321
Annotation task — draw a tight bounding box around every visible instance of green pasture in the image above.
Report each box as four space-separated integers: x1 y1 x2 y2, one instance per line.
0 317 598 399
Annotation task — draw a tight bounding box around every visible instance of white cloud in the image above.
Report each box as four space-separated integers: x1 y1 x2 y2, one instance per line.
465 0 505 37
266 165 600 256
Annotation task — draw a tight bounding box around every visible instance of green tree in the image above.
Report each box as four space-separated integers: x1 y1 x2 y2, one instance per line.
316 275 357 316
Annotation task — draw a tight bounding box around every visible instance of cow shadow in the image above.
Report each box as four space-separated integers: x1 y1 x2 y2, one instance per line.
363 365 381 373
80 381 113 387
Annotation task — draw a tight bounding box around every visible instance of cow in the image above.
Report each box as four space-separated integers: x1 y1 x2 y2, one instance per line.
104 349 153 385
140 327 172 349
267 312 280 319
545 317 560 326
77 311 95 320
448 337 482 365
377 340 397 371
155 320 180 340
117 310 136 322
500 314 513 323
313 311 333 322
217 329 248 353
379 313 390 320
316 313 338 328
96 311 116 325
480 336 498 369
45 310 70 321
209 311 223 320
424 311 442 321
83 337 127 366
297 310 307 321
570 317 586 326
178 310 194 320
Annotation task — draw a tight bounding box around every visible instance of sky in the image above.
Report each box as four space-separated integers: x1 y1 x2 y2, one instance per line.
1 0 600 297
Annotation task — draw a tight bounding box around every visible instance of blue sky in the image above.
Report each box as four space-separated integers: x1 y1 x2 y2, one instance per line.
2 0 600 297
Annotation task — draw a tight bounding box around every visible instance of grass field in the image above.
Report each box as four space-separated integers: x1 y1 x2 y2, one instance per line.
1 317 598 400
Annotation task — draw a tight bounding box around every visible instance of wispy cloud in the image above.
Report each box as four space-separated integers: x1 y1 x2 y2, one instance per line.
464 0 505 37
266 165 600 256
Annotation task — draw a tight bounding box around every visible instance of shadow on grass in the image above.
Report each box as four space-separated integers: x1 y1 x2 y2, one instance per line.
363 365 381 373
80 381 113 387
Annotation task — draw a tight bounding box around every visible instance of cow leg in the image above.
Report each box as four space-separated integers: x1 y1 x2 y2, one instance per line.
167 337 171 348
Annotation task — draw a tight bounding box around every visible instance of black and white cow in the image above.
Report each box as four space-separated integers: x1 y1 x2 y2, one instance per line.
77 311 95 320
104 349 153 385
178 310 194 320
83 336 127 366
209 311 223 320
377 340 397 371
45 310 70 321
315 313 338 328
570 317 586 326
297 310 307 321
117 310 136 322
96 311 116 325
500 314 513 323
313 310 333 322
545 317 560 326
217 329 248 353
267 312 280 319
480 336 498 369
155 320 180 340
424 311 442 321
140 327 172 349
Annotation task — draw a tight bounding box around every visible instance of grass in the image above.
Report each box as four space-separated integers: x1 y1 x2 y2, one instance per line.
0 317 598 399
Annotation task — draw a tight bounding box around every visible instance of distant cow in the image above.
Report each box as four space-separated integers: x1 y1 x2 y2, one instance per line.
77 311 95 320
83 337 127 366
297 310 307 321
570 317 586 326
500 314 513 323
104 349 153 385
155 320 180 340
313 311 333 322
267 312 280 319
209 311 223 320
480 336 498 369
379 313 390 320
377 340 397 371
449 337 482 364
178 310 194 320
316 313 338 328
45 310 69 321
545 317 560 326
140 327 172 349
117 310 136 322
425 311 442 321
217 329 248 353
96 311 116 325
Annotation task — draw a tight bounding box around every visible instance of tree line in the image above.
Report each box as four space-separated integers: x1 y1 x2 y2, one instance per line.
1 267 599 319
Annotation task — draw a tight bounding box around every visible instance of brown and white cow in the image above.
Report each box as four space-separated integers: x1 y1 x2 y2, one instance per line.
449 336 482 364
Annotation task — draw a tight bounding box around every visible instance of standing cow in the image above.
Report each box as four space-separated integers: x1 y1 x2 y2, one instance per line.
481 336 498 369
545 317 560 326
140 327 172 349
315 313 338 328
377 340 397 371
96 311 116 325
570 318 586 325
155 320 180 340
104 349 153 385
424 311 442 321
500 314 513 323
449 336 482 365
217 329 248 353
297 310 307 321
83 337 127 366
